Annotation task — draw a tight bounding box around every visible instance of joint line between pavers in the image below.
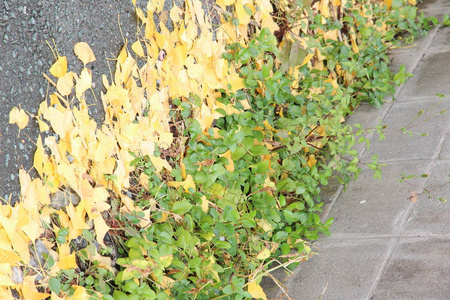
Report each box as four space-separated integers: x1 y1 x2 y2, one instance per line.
316 233 450 242
320 184 345 223
367 157 434 164
430 114 450 160
365 237 400 300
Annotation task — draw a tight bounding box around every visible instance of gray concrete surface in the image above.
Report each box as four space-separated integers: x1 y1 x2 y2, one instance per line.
262 1 450 299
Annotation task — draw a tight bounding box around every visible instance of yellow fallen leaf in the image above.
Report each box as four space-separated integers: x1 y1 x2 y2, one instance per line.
56 71 74 96
0 249 21 265
219 150 234 172
384 0 392 9
9 107 29 129
0 273 15 287
75 68 92 99
300 53 314 67
49 56 67 78
46 106 74 138
170 4 183 22
226 74 245 92
319 0 330 18
216 0 236 10
131 40 145 57
93 216 110 248
117 43 128 64
37 119 49 132
158 132 173 149
235 0 251 26
74 42 96 65
167 174 196 193
21 284 50 300
247 281 267 300
68 285 89 300
58 244 78 270
22 220 43 243
307 154 317 168
0 287 14 299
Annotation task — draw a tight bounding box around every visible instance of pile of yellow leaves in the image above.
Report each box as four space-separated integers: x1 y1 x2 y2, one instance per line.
5 0 411 298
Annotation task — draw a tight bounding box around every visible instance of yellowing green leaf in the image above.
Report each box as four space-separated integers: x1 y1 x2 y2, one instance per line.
9 107 29 129
49 56 67 78
201 196 209 213
247 281 267 300
256 247 271 260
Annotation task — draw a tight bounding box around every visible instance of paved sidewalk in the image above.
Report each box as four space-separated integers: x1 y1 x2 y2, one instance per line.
263 1 450 299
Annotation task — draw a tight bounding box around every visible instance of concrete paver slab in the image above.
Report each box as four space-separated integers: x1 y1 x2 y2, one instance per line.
397 49 450 100
418 0 450 10
388 51 423 75
362 99 450 162
403 161 450 235
372 237 450 300
280 239 392 300
429 26 450 50
328 161 428 238
438 136 450 159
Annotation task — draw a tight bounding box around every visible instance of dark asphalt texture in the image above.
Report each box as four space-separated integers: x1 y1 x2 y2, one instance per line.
0 0 141 201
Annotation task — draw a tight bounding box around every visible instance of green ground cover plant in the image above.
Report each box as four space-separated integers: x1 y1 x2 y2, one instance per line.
5 0 440 299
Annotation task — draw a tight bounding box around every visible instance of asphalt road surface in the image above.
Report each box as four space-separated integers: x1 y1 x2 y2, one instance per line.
0 0 139 202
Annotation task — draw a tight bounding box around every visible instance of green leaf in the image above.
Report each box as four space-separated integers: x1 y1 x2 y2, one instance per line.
188 257 202 268
255 160 269 173
289 41 307 69
223 285 234 295
49 278 61 295
174 228 199 249
249 145 268 156
215 240 232 249
360 27 372 39
172 200 193 215
232 147 246 160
